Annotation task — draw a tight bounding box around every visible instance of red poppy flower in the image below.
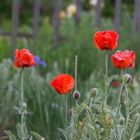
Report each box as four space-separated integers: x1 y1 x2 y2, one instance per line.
94 30 118 51
50 74 75 94
13 48 35 68
112 50 135 69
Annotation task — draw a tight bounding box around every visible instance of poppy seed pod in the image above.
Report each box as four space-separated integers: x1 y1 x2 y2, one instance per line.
123 74 132 84
73 90 80 100
90 88 98 97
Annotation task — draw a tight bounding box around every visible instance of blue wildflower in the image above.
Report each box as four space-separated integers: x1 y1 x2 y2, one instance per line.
34 55 47 68
39 61 47 68
34 56 40 64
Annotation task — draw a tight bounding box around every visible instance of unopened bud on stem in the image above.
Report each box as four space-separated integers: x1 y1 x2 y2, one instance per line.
73 90 80 100
90 88 98 97
123 74 132 84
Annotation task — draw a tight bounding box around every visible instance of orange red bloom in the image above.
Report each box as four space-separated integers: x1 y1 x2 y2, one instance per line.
50 74 75 94
94 30 118 51
112 50 135 69
13 48 35 68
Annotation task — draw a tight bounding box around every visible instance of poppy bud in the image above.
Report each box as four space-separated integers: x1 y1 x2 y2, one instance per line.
20 102 27 108
105 113 113 127
73 90 80 100
123 74 132 84
90 88 98 97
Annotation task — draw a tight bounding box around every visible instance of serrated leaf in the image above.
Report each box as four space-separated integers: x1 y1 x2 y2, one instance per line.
57 128 67 139
130 103 140 114
75 99 89 113
30 131 44 140
13 106 21 114
29 136 33 140
110 129 116 140
85 105 92 113
4 130 16 140
16 123 22 139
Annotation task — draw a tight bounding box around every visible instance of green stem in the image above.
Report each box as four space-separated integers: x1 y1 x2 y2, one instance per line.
117 69 125 106
74 55 79 107
89 97 93 108
20 68 24 140
117 81 125 107
104 50 109 104
65 94 68 139
21 69 24 103
120 69 124 77
75 55 78 91
124 85 130 104
105 50 109 81
65 58 69 73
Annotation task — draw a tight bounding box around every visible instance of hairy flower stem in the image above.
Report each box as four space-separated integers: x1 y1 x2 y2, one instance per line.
105 50 109 81
64 57 70 133
65 94 68 140
105 50 109 104
75 55 78 91
65 58 69 73
120 69 124 77
117 69 125 106
75 55 79 106
20 68 25 140
89 97 93 108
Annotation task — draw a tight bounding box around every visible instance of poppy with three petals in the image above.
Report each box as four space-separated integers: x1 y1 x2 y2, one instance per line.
94 30 119 51
13 48 35 68
112 50 135 69
50 74 75 94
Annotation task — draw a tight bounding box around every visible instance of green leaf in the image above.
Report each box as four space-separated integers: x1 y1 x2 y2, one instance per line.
30 131 44 140
16 123 22 139
57 128 68 139
76 99 89 113
130 103 140 114
4 130 16 140
29 136 33 140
